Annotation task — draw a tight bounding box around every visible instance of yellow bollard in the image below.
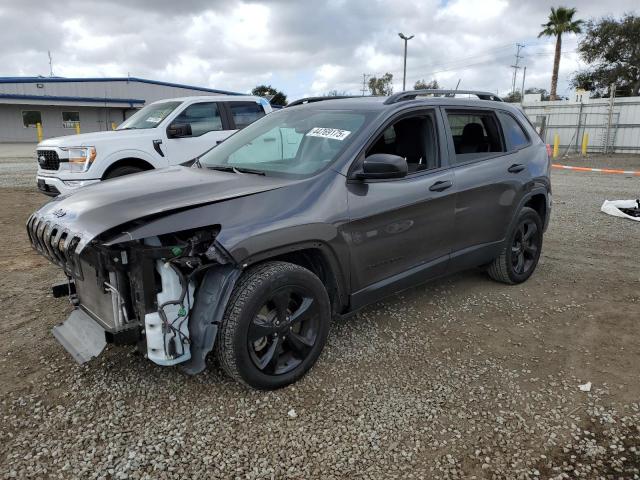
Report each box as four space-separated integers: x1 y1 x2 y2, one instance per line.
36 122 43 143
111 121 117 131
75 122 81 135
552 133 560 159
581 133 589 156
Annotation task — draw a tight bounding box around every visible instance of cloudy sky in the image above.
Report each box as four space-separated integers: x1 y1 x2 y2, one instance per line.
0 0 637 100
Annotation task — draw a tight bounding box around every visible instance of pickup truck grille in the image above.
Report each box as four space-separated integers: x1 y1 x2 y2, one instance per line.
26 214 82 277
37 150 60 170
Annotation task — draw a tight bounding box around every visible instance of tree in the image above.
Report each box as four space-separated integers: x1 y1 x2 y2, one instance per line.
524 87 551 101
368 73 394 96
571 14 640 97
413 79 440 90
251 85 288 106
324 89 349 96
538 6 583 100
503 91 522 103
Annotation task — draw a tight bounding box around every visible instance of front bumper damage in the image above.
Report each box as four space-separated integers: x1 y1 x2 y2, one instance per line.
26 211 240 374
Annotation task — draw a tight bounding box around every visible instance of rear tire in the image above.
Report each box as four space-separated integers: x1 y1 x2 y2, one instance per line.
487 207 542 284
215 261 330 390
104 165 145 179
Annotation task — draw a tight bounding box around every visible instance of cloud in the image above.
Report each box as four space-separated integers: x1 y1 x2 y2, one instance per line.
0 0 637 99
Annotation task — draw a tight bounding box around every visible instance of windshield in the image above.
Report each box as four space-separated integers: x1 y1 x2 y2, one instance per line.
117 101 182 130
198 108 370 177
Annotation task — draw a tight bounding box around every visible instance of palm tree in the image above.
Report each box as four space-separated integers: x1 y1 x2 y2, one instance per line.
538 7 583 100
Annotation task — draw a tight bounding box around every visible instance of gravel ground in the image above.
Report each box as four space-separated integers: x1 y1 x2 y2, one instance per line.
0 157 37 188
1 156 639 479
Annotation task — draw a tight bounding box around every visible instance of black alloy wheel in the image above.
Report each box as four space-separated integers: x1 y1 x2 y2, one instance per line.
248 286 320 375
511 219 539 275
487 206 543 284
215 261 330 389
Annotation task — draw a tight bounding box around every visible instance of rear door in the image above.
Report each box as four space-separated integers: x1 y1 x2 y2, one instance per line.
164 101 231 164
345 108 456 307
442 107 530 267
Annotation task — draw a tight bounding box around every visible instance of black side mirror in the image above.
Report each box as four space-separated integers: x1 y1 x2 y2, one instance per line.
356 153 408 180
167 123 193 139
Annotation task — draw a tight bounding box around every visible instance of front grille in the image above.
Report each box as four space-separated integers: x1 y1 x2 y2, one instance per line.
26 214 82 277
37 150 60 170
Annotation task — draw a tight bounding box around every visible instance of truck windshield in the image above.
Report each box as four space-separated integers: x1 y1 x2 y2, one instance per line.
117 101 182 130
199 108 369 177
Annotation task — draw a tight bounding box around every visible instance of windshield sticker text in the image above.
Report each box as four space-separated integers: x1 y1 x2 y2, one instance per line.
306 127 351 141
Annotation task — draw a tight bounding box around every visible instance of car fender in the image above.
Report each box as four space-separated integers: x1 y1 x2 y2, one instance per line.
92 148 165 177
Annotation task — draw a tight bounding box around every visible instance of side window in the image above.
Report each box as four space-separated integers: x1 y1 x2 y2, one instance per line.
228 101 266 129
22 111 42 128
498 112 529 150
173 102 222 136
365 112 439 174
446 110 504 164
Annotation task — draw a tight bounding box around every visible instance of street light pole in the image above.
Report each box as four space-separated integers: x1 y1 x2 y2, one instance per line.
398 33 414 91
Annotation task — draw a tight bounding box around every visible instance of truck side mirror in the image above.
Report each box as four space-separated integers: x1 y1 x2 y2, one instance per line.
167 123 193 139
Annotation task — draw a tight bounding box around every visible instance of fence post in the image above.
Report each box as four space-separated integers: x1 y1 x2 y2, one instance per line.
553 134 560 159
36 122 43 143
581 133 589 156
604 83 616 154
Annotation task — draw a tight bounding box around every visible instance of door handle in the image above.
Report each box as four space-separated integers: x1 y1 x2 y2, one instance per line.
508 163 526 173
429 180 453 192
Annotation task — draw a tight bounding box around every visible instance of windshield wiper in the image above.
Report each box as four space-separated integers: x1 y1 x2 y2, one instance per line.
208 165 266 176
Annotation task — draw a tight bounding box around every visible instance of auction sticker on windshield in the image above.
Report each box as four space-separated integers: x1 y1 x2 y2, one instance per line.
306 127 351 141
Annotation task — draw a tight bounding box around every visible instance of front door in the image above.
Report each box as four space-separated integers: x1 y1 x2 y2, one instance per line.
344 109 456 308
164 102 232 164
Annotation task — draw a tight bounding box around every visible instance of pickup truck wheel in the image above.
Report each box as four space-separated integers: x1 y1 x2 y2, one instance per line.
487 206 542 284
215 261 330 390
104 165 145 179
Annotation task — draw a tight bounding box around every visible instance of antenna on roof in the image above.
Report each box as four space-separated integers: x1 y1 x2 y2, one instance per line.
47 51 53 77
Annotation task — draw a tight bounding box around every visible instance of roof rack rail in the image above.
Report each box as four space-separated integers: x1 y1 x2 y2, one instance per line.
287 95 359 107
383 89 503 105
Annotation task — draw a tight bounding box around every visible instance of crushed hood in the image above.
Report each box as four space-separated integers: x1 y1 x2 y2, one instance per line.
32 166 291 251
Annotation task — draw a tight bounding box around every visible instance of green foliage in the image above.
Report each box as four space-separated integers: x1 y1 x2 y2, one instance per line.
524 87 551 101
413 79 440 90
538 6 583 38
251 85 288 106
538 6 583 100
571 14 640 97
324 89 349 97
503 91 522 103
368 73 394 96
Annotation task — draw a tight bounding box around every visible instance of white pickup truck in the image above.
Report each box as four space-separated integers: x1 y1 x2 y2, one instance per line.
35 95 272 196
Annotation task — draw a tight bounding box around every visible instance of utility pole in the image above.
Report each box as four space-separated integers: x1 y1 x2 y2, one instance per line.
398 33 414 91
520 66 527 105
361 73 371 96
510 43 524 94
47 51 53 77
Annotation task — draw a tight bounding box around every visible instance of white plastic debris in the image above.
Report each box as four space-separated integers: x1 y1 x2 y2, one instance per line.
578 382 592 392
601 200 640 222
287 408 298 418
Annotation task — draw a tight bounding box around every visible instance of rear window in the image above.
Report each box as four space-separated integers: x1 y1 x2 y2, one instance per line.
498 112 529 150
446 111 504 164
228 101 266 129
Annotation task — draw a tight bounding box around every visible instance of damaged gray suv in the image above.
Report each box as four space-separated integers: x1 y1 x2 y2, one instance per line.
27 90 551 389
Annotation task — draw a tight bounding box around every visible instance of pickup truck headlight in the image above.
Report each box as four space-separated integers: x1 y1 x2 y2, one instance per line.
63 146 97 173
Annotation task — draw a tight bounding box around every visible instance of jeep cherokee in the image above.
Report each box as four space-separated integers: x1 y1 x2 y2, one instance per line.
27 89 551 390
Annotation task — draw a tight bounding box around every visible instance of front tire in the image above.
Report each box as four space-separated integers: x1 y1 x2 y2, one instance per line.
487 207 543 284
215 261 331 389
104 165 145 179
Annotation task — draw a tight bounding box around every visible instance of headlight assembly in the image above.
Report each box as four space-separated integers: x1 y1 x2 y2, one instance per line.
62 146 97 173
